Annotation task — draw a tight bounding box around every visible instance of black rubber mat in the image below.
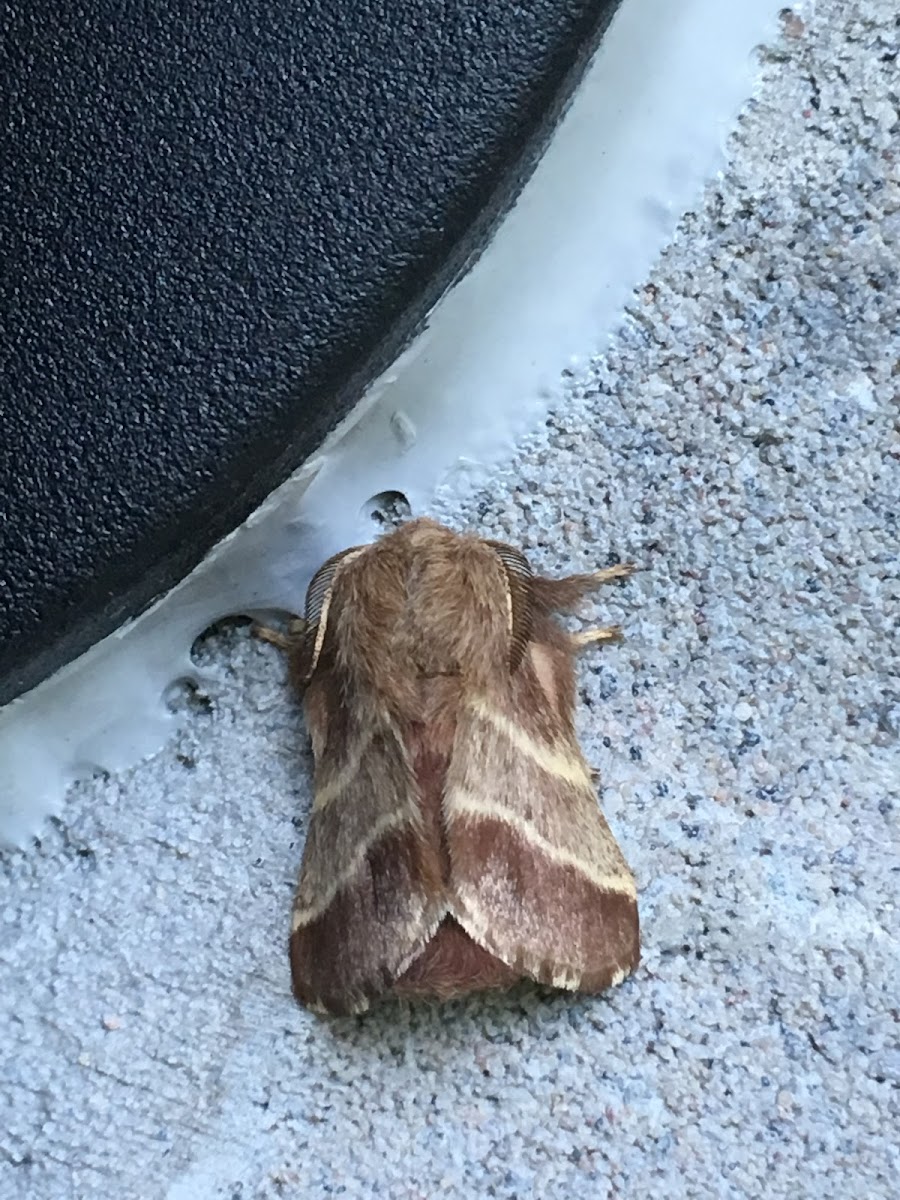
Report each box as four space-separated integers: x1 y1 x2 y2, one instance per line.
0 0 621 705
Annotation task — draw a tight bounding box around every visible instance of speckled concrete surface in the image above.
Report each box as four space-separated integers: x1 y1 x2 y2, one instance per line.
1 3 898 1197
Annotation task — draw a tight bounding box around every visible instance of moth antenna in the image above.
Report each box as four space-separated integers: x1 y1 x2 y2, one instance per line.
483 538 534 671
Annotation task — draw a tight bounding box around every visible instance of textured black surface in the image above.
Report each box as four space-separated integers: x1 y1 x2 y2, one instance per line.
0 0 621 704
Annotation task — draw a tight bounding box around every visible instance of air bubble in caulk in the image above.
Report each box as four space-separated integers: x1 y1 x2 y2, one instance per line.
361 491 413 529
389 410 417 451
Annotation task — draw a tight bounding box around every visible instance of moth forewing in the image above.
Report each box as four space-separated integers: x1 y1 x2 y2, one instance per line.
443 615 639 994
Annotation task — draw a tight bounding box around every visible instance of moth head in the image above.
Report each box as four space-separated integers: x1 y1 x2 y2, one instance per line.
293 545 366 686
484 539 534 672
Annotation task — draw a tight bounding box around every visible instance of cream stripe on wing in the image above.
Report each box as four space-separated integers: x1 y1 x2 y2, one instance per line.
311 735 372 812
313 711 409 813
292 808 416 929
467 697 593 790
446 789 637 899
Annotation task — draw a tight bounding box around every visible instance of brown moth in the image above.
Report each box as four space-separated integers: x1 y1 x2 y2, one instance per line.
263 517 639 1015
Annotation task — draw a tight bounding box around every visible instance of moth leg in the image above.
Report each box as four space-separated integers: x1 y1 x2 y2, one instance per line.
253 626 292 651
252 617 307 652
570 624 623 649
570 566 633 651
590 562 637 586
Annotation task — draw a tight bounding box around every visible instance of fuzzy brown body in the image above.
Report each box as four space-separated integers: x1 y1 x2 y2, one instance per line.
286 518 639 1015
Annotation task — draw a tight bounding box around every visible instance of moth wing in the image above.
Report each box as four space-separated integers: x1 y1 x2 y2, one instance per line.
290 677 446 1016
444 634 639 993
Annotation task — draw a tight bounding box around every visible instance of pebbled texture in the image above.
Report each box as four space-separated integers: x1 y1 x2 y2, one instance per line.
0 0 621 705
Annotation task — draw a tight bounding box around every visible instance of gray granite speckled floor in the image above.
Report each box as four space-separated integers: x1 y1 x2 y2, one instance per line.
1 2 898 1197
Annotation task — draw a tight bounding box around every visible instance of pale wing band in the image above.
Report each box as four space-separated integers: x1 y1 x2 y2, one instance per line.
467 696 594 791
312 736 372 812
292 807 416 928
446 788 637 900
